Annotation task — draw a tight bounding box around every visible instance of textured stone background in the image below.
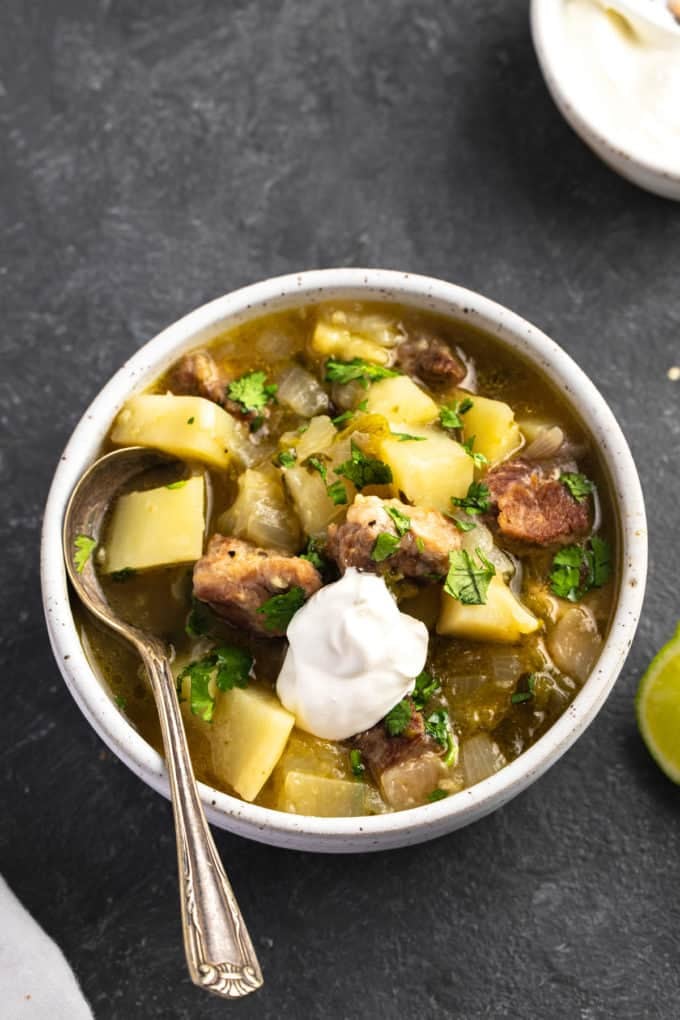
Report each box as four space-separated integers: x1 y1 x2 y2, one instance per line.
1 1 679 1018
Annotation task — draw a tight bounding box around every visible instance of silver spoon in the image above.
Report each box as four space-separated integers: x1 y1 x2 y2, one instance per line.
63 446 263 999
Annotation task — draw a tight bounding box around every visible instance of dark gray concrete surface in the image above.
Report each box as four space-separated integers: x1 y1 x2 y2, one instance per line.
1 2 679 1017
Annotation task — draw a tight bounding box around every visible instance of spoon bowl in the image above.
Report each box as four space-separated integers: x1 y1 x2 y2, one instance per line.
63 446 263 999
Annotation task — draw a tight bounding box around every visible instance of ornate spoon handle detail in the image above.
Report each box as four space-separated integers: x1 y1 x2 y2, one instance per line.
141 644 263 998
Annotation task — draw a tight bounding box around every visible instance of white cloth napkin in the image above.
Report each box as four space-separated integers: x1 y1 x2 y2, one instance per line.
0 877 94 1020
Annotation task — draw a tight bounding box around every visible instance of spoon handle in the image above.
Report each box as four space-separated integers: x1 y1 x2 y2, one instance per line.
141 645 263 998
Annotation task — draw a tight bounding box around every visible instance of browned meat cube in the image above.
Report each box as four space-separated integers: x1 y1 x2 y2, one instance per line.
487 458 591 546
395 331 467 389
170 350 227 406
351 702 445 810
193 535 322 636
326 495 460 578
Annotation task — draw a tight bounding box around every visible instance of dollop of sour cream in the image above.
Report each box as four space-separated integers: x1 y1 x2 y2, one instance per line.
559 0 680 169
276 568 428 741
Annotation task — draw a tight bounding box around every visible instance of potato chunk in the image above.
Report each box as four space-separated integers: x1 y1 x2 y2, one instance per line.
378 428 473 512
459 392 523 466
437 576 540 643
310 310 401 365
111 393 242 470
211 686 295 802
278 772 371 816
284 466 344 537
364 376 439 426
103 476 204 573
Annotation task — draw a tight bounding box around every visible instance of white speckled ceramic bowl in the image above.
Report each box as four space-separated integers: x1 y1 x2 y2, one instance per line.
41 269 647 852
531 0 680 201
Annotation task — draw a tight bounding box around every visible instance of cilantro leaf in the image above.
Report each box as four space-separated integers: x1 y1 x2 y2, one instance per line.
166 479 187 490
305 455 328 482
300 537 328 573
327 480 348 505
335 440 393 489
177 645 253 722
560 472 594 503
385 505 411 537
392 432 427 442
384 699 412 736
114 694 127 710
372 532 401 562
452 517 477 533
550 546 585 601
444 548 496 605
550 537 612 601
74 535 96 573
425 709 458 766
110 567 136 582
439 398 474 431
461 436 489 470
451 481 491 516
185 597 213 637
257 586 307 632
331 409 354 428
511 674 536 705
187 416 195 424
415 536 425 553
227 370 278 413
276 449 297 468
428 788 448 802
325 358 400 388
412 670 441 711
349 749 365 776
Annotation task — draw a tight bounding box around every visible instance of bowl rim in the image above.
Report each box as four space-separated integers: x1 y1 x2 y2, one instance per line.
530 0 680 197
41 268 647 852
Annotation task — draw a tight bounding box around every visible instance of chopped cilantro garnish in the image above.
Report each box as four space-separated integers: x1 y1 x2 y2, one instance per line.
461 436 489 470
560 472 594 503
415 536 425 553
357 399 368 411
74 535 96 573
385 505 411 537
452 517 477 533
549 537 612 601
327 480 348 505
425 709 458 766
439 397 474 431
257 586 307 632
110 567 136 582
166 479 187 490
451 481 491 517
444 548 496 605
276 449 297 468
305 455 328 482
349 749 365 777
300 537 328 572
384 699 412 736
372 532 401 562
177 645 254 722
185 597 212 638
114 694 127 710
187 416 195 424
331 409 354 428
325 358 400 388
227 370 277 414
392 432 427 442
511 675 537 705
428 788 448 802
412 670 441 711
335 440 393 489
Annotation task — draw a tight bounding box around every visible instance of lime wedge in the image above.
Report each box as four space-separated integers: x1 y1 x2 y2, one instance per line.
636 623 680 783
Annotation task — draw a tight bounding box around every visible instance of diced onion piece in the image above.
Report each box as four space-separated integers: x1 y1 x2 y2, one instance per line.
310 309 403 364
295 415 337 461
103 476 205 573
460 733 506 786
277 365 329 417
489 648 524 687
523 426 565 461
546 605 603 682
217 465 300 553
460 521 515 578
111 393 243 470
284 466 344 537
380 751 447 810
